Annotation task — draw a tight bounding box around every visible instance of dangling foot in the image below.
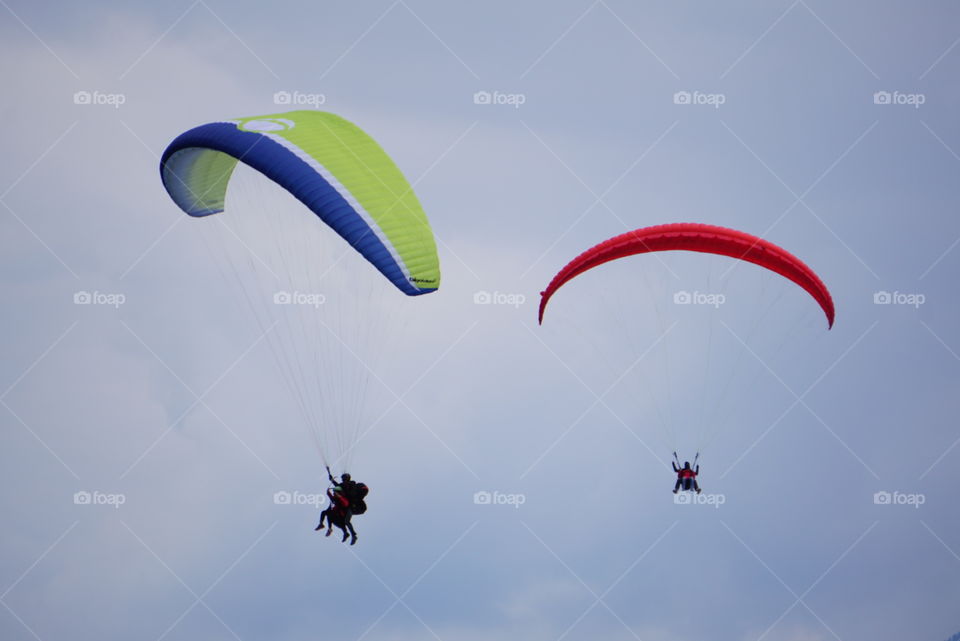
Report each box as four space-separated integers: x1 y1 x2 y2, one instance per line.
325 528 332 537
672 489 678 494
696 488 702 494
350 534 358 546
314 522 324 531
341 530 349 543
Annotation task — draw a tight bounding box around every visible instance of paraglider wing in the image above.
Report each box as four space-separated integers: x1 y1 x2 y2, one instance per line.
538 223 834 327
160 110 440 295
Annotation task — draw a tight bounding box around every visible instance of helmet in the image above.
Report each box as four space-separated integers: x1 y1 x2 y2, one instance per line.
683 462 690 468
341 473 352 482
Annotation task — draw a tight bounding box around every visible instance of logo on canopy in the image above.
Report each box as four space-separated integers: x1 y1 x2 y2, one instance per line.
238 118 296 133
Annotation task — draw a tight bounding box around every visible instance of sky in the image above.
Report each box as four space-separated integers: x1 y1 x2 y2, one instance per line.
1 1 959 640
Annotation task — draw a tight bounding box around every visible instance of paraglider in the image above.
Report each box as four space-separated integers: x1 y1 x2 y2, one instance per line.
538 223 835 484
315 466 369 545
160 110 440 297
538 223 834 327
160 111 439 540
316 488 355 544
672 452 701 494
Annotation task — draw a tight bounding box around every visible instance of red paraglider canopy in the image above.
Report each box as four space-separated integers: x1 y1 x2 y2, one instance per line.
538 223 834 328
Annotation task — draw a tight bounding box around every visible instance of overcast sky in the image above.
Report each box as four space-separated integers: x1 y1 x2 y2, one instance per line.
2 1 959 640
